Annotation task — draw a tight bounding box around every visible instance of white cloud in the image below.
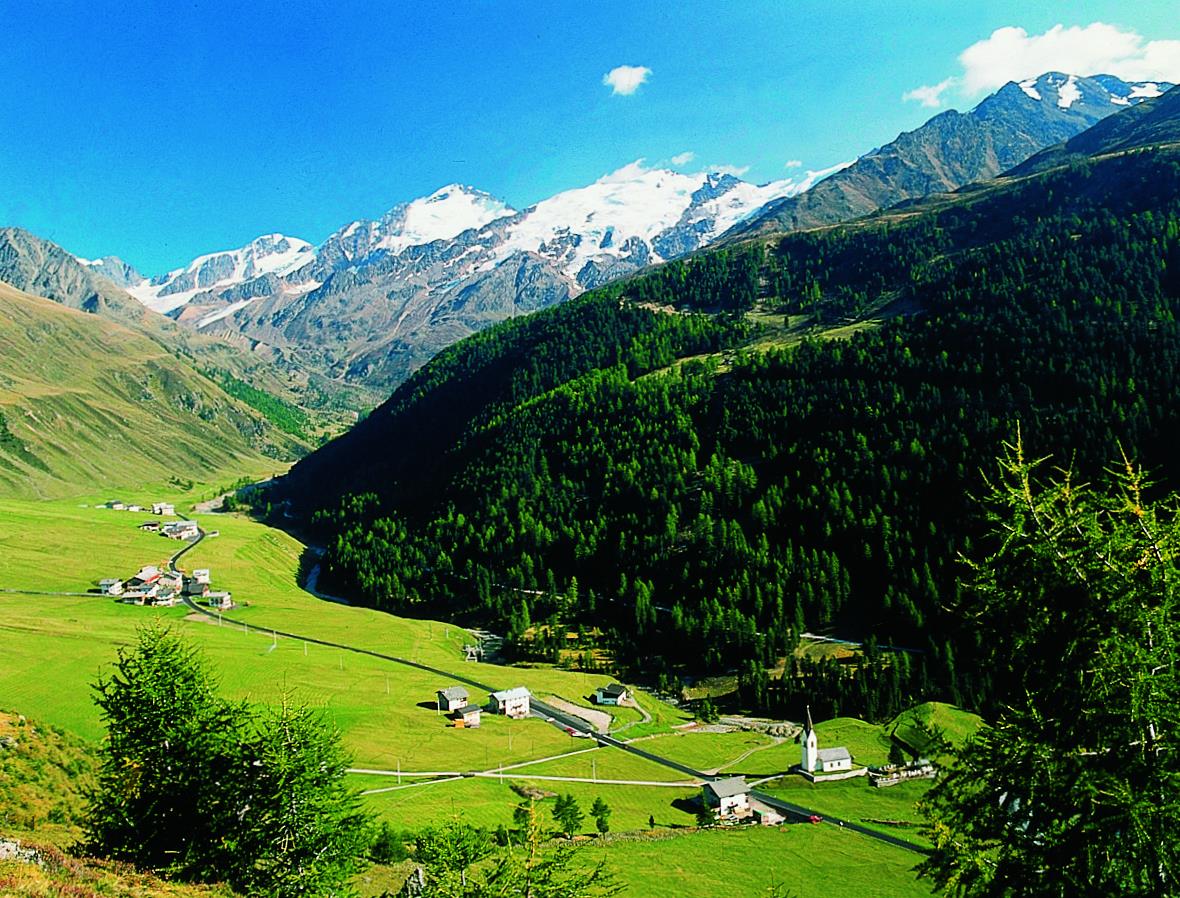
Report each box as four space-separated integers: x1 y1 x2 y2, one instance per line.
711 164 750 177
598 159 652 183
670 151 695 166
603 65 652 96
959 23 1180 92
904 22 1180 104
902 77 959 108
784 159 803 169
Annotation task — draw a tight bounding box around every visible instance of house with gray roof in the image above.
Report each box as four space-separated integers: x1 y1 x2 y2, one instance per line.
437 686 469 712
702 776 750 815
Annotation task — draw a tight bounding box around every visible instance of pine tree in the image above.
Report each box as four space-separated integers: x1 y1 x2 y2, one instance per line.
86 625 371 897
920 440 1180 897
590 797 611 837
552 793 584 839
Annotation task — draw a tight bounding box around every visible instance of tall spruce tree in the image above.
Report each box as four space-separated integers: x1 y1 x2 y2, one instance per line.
86 624 370 897
921 439 1180 897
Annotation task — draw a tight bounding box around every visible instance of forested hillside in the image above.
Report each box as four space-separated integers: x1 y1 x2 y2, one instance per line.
283 141 1180 720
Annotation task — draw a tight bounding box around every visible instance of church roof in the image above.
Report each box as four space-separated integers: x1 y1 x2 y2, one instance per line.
817 747 851 762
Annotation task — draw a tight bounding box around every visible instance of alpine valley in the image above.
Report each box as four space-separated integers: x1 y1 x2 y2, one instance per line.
4 33 1180 898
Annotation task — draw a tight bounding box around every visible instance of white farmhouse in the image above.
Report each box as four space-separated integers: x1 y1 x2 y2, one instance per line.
489 686 531 719
702 776 750 816
437 685 469 713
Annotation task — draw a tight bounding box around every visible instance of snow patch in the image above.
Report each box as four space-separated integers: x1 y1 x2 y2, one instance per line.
1057 75 1081 109
197 299 254 329
1130 82 1162 99
375 185 515 254
1018 78 1042 101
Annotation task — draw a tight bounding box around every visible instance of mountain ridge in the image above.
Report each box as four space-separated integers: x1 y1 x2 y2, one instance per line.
724 71 1172 241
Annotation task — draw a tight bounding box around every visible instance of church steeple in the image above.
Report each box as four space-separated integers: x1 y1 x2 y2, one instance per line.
801 704 818 772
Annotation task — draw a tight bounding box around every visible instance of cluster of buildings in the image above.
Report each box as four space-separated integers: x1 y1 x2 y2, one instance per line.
99 565 232 609
435 684 533 728
137 519 200 540
103 500 176 516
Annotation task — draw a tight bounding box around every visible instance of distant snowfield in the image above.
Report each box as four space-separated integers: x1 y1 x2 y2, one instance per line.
111 160 854 317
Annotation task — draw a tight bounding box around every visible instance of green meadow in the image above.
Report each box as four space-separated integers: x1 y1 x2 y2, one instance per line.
587 826 930 898
0 495 941 897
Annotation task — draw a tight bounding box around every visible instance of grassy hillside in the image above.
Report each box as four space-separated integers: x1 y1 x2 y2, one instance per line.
0 282 304 497
0 711 94 847
0 497 940 897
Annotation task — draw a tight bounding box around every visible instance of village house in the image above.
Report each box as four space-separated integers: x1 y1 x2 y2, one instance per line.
127 505 143 513
128 565 161 587
206 591 233 610
437 686 469 713
138 520 160 532
161 520 200 540
702 776 750 816
98 578 124 596
193 569 211 584
152 502 175 516
489 686 531 719
121 582 160 604
593 683 629 705
183 578 210 599
453 705 482 728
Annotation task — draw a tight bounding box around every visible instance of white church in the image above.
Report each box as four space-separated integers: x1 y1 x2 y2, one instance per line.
800 706 860 778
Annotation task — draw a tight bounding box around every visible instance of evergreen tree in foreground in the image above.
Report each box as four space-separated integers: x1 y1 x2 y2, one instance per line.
87 624 370 896
921 439 1180 897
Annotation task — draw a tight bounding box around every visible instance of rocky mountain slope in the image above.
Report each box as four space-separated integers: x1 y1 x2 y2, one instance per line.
725 72 1172 240
89 167 842 392
1008 82 1180 176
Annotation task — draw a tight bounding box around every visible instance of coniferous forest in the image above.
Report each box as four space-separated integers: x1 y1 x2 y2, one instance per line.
284 148 1180 721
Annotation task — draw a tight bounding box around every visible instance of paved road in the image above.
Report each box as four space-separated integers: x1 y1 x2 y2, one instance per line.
176 519 929 857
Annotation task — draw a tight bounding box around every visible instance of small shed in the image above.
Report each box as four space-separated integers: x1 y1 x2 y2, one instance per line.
453 705 482 728
489 686 531 719
437 686 469 713
702 776 750 815
594 683 629 705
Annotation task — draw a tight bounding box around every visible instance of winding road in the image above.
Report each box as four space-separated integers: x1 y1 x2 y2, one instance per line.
172 518 928 856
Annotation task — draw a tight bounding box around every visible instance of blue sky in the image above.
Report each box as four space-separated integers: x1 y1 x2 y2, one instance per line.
1 1 1177 274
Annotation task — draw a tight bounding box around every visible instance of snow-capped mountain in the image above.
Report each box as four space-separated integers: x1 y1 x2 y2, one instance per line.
318 184 515 268
80 72 1170 393
729 72 1172 240
118 233 315 314
100 162 836 388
